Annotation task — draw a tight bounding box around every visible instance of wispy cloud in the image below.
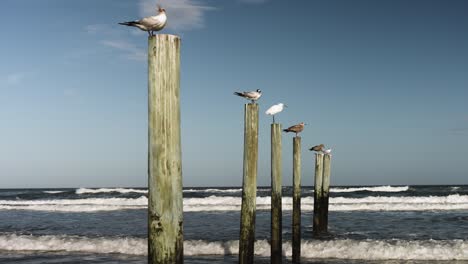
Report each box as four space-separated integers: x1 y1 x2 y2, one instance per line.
5 73 24 85
139 0 213 31
84 24 145 61
100 40 146 61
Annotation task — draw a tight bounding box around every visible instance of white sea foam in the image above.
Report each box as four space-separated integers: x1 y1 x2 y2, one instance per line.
183 188 242 193
76 188 148 194
1 194 468 212
0 234 467 260
331 186 409 193
43 191 66 194
0 197 147 212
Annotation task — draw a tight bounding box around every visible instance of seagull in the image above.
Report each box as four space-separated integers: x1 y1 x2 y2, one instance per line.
119 5 167 36
283 122 306 136
265 103 287 123
309 144 325 152
233 89 262 103
323 148 332 155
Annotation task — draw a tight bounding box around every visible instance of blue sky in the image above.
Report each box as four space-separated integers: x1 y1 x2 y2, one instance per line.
0 0 467 188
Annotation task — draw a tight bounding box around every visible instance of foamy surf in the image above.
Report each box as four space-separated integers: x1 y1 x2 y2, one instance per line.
1 194 468 212
76 188 148 194
0 234 466 260
72 186 411 195
331 186 409 193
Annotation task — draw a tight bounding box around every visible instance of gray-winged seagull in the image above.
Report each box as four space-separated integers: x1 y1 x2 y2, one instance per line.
119 5 167 36
234 89 262 103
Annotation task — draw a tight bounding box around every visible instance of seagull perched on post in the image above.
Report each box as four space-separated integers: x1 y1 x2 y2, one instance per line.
309 144 325 153
323 148 332 155
283 122 306 136
119 5 167 36
265 103 287 123
233 89 262 104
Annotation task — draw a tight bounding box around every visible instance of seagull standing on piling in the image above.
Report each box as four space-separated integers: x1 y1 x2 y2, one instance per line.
283 122 306 136
265 103 287 123
119 5 167 36
233 89 262 103
309 144 325 153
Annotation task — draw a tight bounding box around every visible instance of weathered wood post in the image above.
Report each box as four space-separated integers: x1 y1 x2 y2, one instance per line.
271 123 282 264
239 103 259 264
148 35 183 264
313 153 324 236
292 137 301 263
321 154 332 232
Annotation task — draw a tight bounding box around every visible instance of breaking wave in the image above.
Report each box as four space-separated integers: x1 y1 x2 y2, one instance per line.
331 186 409 193
0 234 466 260
1 194 467 212
76 188 148 194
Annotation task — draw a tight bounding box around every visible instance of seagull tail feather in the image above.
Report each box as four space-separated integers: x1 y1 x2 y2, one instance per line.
119 21 138 27
283 129 290 132
233 92 244 97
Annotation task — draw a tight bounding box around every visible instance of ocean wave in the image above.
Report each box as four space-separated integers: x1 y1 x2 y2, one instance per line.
0 197 147 212
183 188 242 193
43 191 66 194
1 195 468 212
0 234 466 260
76 188 148 194
331 186 409 193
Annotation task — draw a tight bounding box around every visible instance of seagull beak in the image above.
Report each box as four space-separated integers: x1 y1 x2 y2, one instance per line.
284 105 288 108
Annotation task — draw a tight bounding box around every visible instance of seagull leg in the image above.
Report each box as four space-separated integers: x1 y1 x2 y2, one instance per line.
273 115 275 124
148 31 151 36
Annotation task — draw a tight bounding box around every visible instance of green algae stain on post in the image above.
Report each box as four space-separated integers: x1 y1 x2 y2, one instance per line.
292 136 302 263
148 35 183 264
239 103 259 264
271 123 282 264
313 153 324 236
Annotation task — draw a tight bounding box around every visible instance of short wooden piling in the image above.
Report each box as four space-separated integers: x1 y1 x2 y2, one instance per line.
321 154 332 232
148 35 183 264
239 103 259 264
313 153 324 236
292 137 301 263
271 123 282 264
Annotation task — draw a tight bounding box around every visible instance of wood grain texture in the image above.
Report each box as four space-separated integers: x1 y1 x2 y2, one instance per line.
239 103 259 264
148 34 183 264
292 137 301 263
271 123 282 264
313 153 324 236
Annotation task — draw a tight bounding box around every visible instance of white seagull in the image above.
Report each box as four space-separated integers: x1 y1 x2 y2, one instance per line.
265 103 287 123
234 89 262 103
119 5 167 36
323 148 332 155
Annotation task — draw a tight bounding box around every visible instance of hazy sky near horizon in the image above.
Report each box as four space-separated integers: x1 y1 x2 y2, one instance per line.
1 0 467 188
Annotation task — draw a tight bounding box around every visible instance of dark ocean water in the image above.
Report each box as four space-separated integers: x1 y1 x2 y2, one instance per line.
0 185 467 263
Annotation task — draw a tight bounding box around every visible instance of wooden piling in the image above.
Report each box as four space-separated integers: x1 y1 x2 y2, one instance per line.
321 154 332 232
271 123 282 264
147 35 183 264
313 153 324 236
292 137 301 263
239 103 259 264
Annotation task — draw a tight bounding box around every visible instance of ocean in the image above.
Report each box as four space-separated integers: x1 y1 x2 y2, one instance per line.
0 185 467 263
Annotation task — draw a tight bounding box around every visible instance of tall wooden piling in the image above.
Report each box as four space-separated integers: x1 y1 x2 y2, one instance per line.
239 103 259 264
147 35 183 264
321 154 332 232
292 137 301 263
313 153 324 236
271 123 282 264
